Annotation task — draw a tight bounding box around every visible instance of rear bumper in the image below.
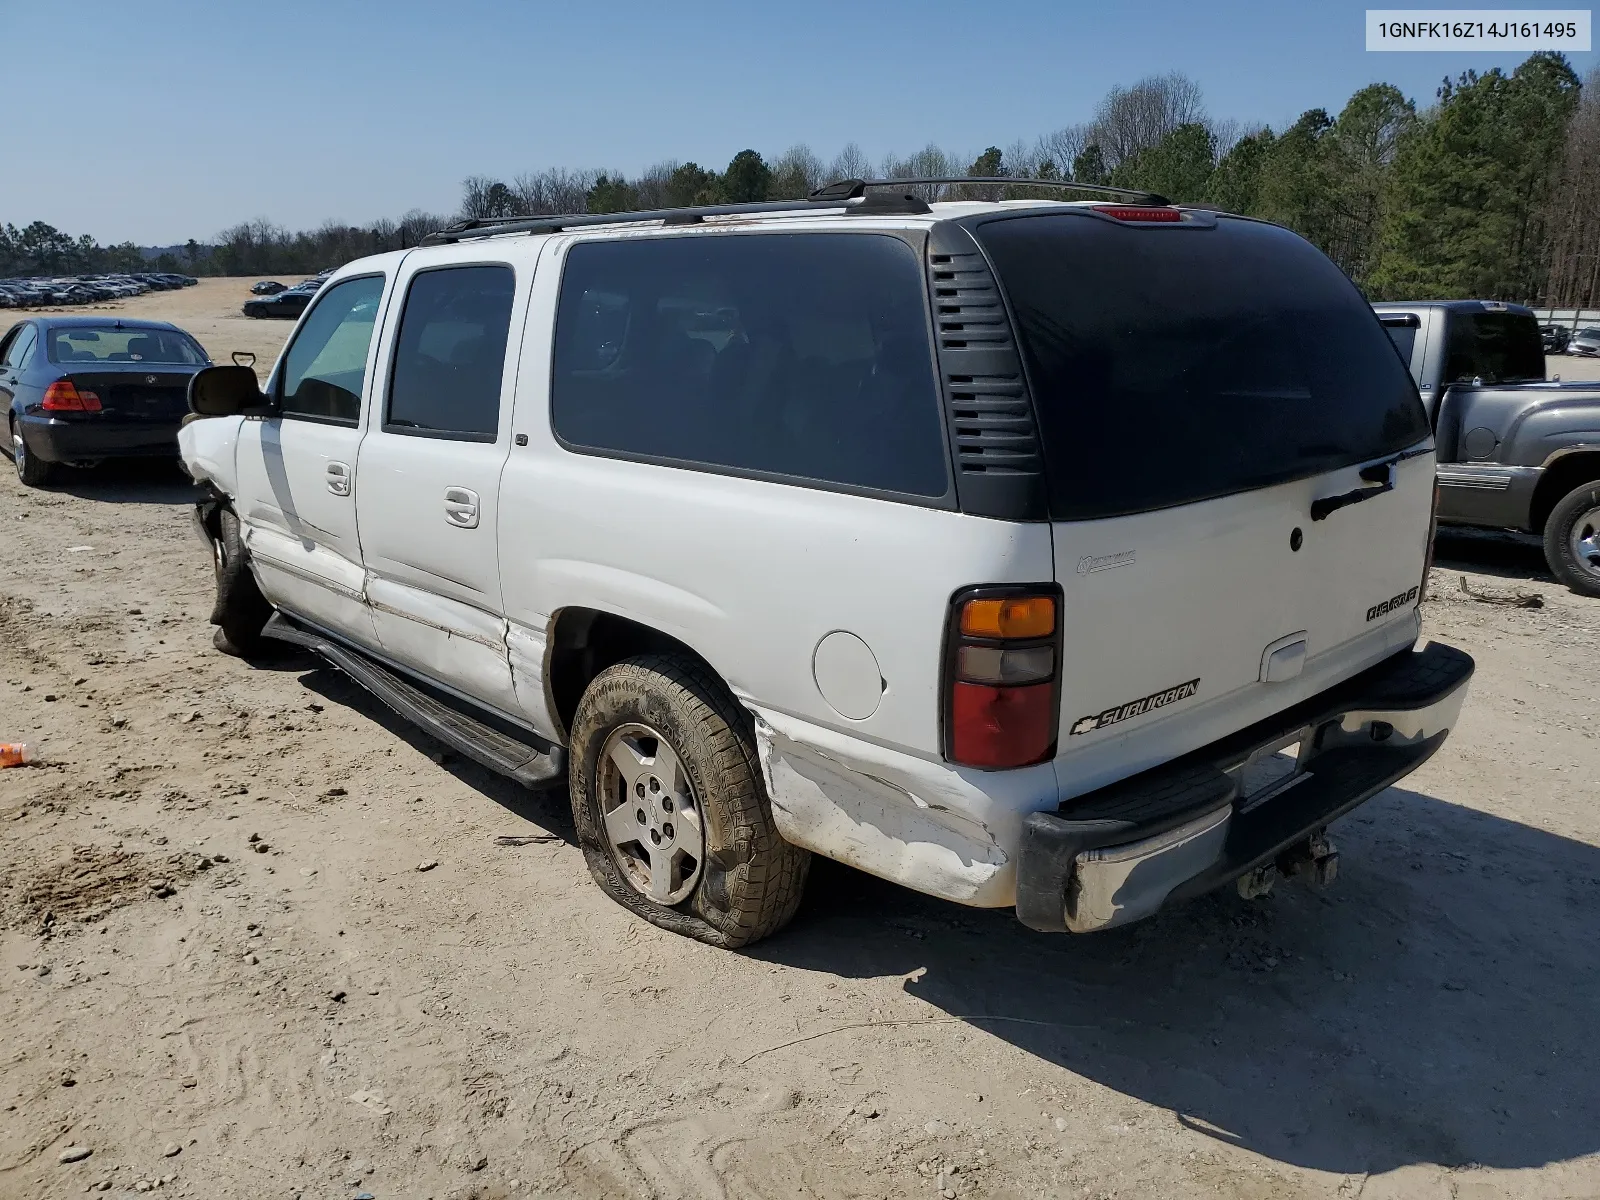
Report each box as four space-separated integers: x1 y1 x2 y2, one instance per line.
1015 641 1475 933
20 413 182 462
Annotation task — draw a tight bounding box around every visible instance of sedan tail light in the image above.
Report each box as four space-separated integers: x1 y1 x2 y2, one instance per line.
944 586 1063 769
41 380 102 412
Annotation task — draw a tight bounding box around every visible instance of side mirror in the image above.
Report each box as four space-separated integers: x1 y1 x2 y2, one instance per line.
188 364 271 417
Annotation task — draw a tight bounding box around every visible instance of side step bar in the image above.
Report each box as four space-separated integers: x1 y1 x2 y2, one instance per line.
262 613 565 787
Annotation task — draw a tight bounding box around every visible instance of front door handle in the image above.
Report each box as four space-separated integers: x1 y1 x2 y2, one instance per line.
325 461 351 496
443 486 480 528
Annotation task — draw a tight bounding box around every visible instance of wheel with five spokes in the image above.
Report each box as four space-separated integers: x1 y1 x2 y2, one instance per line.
568 654 809 948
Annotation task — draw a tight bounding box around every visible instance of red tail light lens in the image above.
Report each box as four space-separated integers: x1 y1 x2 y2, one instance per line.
945 587 1062 769
1091 205 1182 222
41 381 101 412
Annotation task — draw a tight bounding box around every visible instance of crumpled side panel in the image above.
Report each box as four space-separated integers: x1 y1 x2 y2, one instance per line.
753 712 1021 907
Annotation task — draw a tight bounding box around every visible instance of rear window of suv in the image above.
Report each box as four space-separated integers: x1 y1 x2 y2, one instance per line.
972 213 1430 522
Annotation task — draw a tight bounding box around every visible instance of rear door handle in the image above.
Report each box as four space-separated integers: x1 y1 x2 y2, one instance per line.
325 461 351 496
443 486 480 528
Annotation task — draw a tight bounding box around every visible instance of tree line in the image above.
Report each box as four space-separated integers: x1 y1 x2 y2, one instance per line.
10 53 1600 305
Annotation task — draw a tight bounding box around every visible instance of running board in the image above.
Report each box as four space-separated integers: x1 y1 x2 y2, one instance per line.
262 612 565 787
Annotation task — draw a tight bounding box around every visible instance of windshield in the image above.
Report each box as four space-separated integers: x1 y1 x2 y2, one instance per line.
973 213 1429 521
1442 312 1544 383
49 326 206 365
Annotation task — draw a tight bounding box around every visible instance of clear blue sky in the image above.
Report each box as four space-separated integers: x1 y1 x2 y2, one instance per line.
3 0 1592 245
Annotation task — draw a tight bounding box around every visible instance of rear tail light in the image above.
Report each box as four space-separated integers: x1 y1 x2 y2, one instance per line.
1419 480 1440 604
944 586 1062 769
41 380 101 412
1091 205 1183 223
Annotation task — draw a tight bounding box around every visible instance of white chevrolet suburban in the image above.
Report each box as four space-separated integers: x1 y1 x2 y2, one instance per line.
178 179 1474 948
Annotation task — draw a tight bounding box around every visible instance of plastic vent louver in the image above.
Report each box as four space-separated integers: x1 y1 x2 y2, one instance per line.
926 222 1046 520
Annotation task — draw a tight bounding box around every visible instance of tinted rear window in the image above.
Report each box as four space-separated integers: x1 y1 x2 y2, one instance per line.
50 326 205 364
1442 312 1544 383
551 233 948 498
973 214 1429 521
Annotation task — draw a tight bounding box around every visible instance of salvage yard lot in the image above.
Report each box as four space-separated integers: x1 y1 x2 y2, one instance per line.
1 282 1598 1199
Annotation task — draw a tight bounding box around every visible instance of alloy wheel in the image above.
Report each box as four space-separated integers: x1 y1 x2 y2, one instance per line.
595 722 705 905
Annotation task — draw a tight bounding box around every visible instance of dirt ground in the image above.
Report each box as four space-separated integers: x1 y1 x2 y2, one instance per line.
2 283 1598 1200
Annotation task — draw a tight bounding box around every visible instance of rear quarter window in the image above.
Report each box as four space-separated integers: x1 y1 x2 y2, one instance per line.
550 232 950 500
973 213 1430 521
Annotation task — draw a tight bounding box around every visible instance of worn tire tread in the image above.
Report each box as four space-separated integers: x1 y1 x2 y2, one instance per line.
568 653 808 949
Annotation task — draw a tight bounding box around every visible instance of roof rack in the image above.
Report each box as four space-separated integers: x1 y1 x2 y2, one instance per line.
811 176 1171 206
420 190 935 245
418 176 1167 246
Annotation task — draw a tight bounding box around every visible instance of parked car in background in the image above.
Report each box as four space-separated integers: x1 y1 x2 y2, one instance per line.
1 316 211 485
1540 323 1570 354
242 280 321 319
0 271 196 309
1376 299 1600 595
251 280 287 295
1567 326 1600 357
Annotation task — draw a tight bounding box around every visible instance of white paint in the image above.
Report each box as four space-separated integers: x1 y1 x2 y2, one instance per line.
753 709 1056 907
177 207 1446 912
811 631 883 720
176 414 242 494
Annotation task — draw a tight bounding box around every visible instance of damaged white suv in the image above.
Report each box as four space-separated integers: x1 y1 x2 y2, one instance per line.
179 179 1474 947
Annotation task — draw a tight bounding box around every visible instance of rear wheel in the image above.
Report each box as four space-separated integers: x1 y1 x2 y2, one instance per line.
209 507 272 655
568 654 809 948
1544 480 1600 597
10 418 53 487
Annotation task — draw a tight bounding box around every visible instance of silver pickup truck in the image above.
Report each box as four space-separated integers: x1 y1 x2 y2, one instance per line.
1374 300 1600 596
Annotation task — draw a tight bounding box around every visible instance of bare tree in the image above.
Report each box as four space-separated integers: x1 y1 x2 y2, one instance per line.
1039 124 1092 178
511 168 599 216
826 142 872 183
1090 71 1208 167
1545 67 1600 306
770 144 826 198
879 144 959 200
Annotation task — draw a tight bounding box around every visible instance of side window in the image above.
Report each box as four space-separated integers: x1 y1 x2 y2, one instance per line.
3 326 36 370
385 265 515 440
551 233 948 498
278 275 385 424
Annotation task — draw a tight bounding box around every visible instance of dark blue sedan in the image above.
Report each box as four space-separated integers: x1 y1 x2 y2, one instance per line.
1 316 211 486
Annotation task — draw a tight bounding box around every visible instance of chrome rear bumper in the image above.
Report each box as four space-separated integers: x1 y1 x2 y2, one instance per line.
1017 641 1474 934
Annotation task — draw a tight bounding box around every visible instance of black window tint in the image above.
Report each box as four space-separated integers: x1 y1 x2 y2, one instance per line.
974 214 1431 521
551 234 947 498
280 276 384 423
386 265 515 440
1442 312 1544 383
1383 324 1418 365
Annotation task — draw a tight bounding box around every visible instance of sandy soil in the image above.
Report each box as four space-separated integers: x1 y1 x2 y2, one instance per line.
2 285 1598 1200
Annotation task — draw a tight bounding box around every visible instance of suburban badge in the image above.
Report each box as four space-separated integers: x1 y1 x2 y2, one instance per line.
1070 679 1201 736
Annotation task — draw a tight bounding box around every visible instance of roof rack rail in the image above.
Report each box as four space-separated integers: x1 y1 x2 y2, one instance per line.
419 190 934 246
809 176 1171 206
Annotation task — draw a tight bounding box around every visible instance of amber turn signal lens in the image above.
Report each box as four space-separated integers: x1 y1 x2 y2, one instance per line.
960 596 1055 640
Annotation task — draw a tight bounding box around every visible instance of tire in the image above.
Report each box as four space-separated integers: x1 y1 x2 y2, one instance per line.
208 506 272 655
10 418 53 487
568 654 809 948
1544 480 1600 598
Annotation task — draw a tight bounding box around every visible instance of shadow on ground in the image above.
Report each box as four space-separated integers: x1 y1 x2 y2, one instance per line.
274 657 1598 1178
1433 526 1552 584
756 786 1598 1178
42 458 193 505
